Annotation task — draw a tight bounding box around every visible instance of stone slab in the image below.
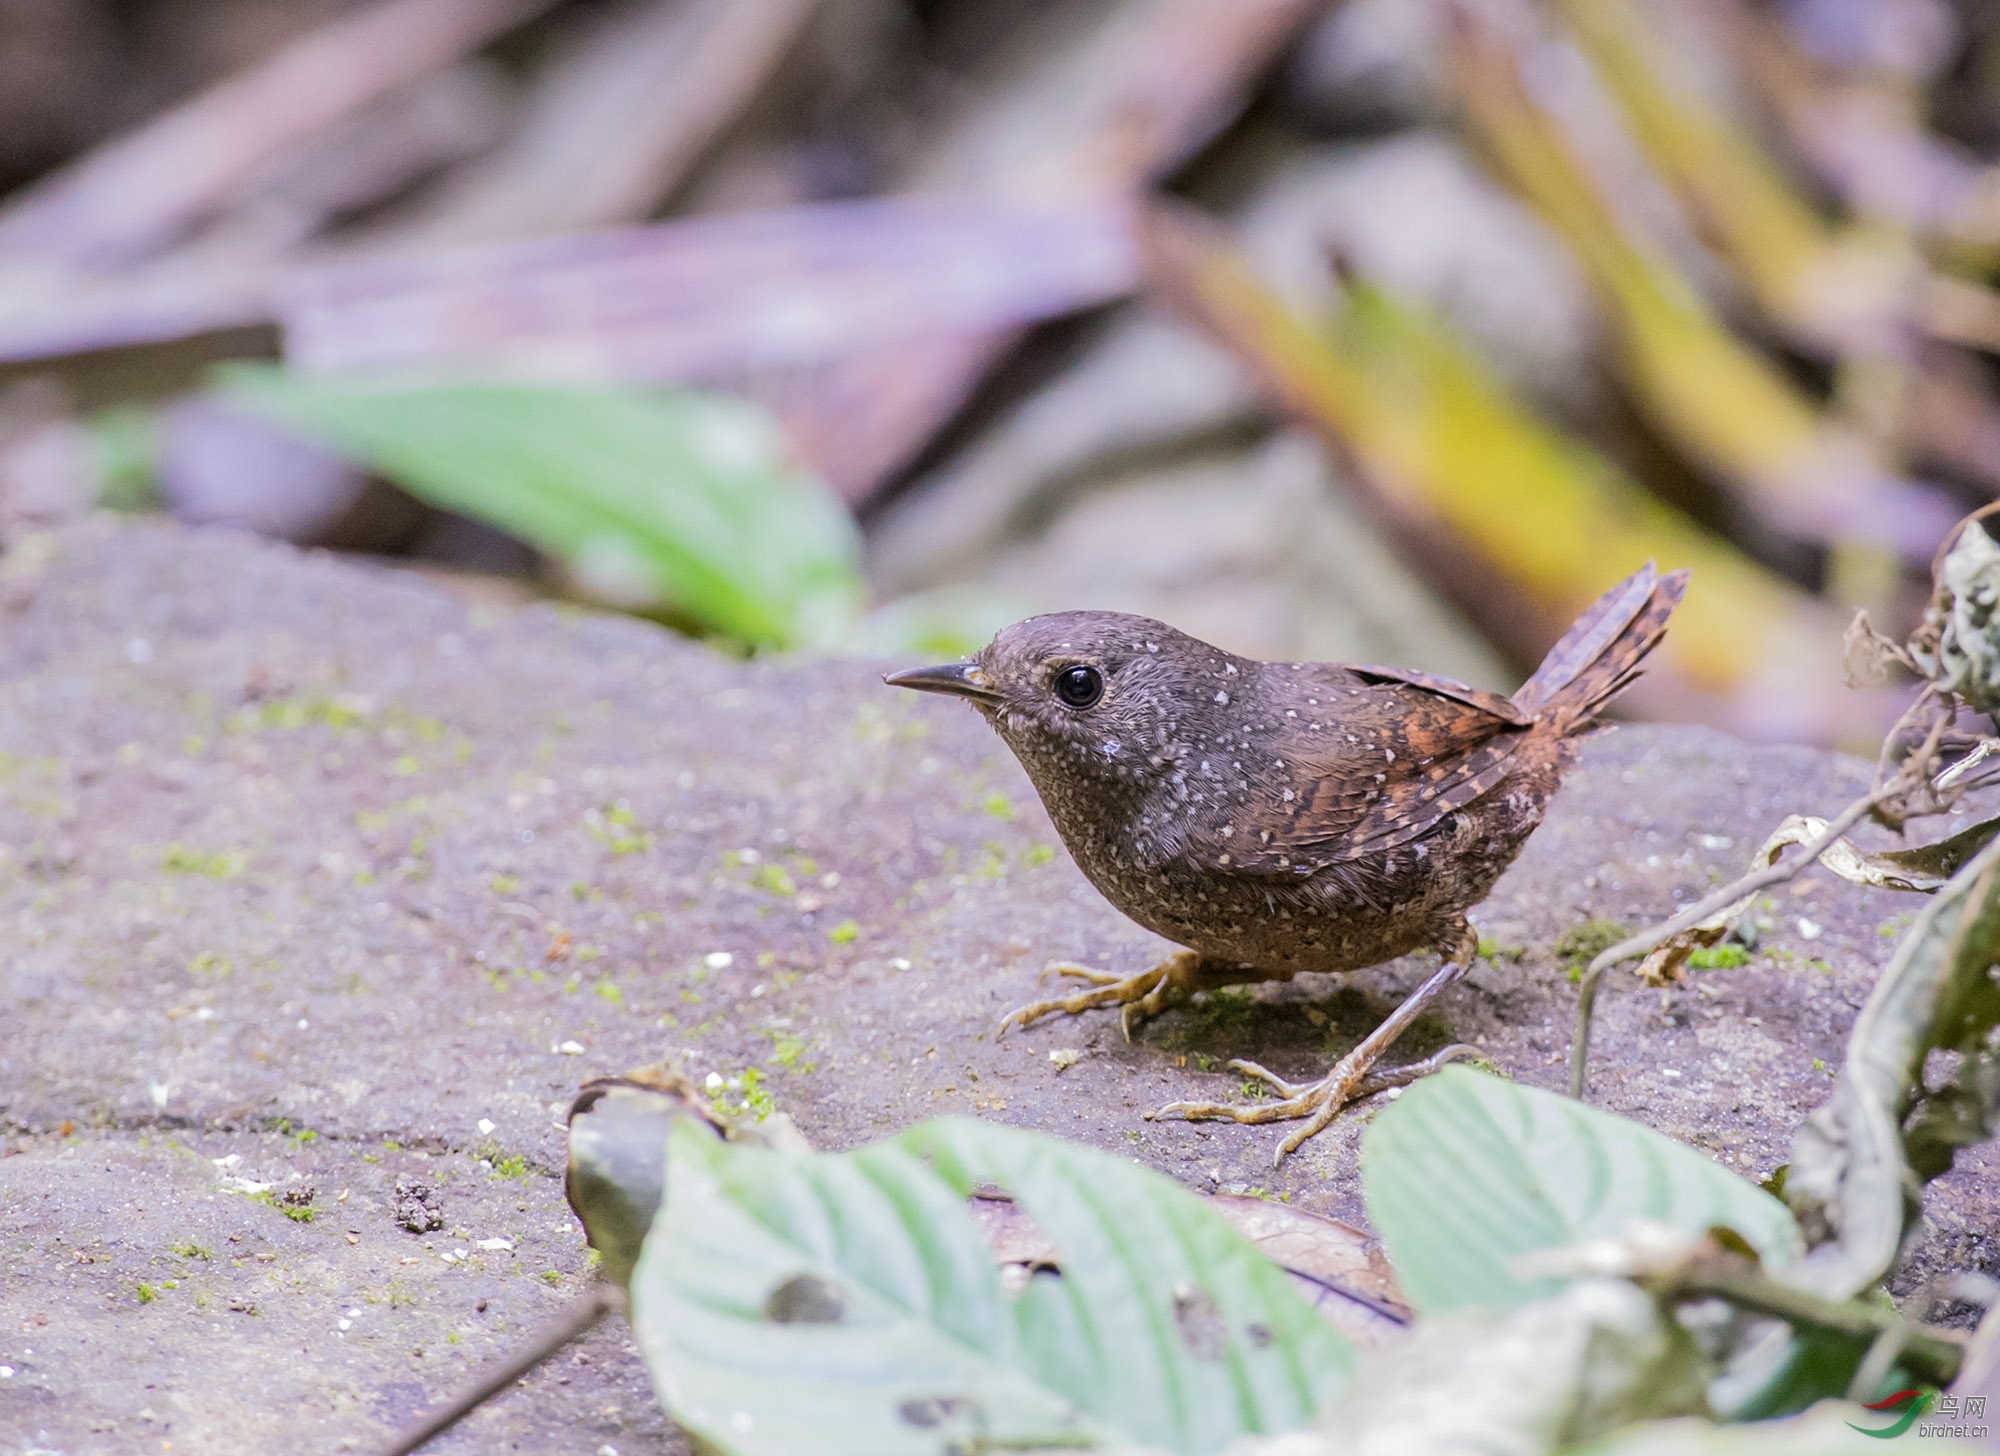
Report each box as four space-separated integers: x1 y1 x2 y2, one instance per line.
1 519 1990 1453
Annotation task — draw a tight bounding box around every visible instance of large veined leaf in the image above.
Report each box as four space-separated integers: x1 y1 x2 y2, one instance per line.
218 368 863 650
629 1116 1352 1456
1363 1067 1802 1313
904 1119 1353 1452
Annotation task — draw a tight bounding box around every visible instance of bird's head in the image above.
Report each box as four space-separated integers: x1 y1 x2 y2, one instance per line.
885 611 1239 792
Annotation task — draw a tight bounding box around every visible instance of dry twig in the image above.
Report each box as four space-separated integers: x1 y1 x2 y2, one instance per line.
0 0 556 271
401 0 825 242
1568 705 1952 1098
372 1284 623 1456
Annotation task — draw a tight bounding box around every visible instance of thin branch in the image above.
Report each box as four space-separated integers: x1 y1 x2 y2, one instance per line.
1568 783 1897 1098
1280 1265 1413 1326
1648 1255 1967 1390
372 1285 623 1456
1874 683 1945 798
1570 699 1959 1099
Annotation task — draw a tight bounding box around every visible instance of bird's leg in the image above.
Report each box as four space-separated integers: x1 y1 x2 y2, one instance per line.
1149 924 1481 1165
1225 1045 1477 1103
997 950 1274 1041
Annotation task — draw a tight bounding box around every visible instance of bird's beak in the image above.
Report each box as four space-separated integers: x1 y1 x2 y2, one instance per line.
883 661 1000 702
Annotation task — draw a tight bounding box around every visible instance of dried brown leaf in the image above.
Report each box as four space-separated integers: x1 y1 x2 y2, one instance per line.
1630 807 1997 987
1841 608 1914 689
966 1189 1411 1348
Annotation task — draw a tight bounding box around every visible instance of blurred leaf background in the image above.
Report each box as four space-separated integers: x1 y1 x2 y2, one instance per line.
0 0 1995 742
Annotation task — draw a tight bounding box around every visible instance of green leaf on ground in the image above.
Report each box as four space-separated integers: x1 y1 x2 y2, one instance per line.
217 369 863 650
629 1116 1351 1456
1362 1066 1802 1313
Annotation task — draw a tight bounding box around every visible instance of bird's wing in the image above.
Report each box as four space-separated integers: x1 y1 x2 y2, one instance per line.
1190 669 1534 877
1346 664 1533 726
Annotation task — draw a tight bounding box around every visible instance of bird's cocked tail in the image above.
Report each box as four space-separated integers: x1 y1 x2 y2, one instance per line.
1512 563 1689 731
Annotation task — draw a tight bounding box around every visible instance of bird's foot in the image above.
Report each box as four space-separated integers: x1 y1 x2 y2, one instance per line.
1148 934 1482 1164
996 950 1205 1040
1150 1044 1481 1165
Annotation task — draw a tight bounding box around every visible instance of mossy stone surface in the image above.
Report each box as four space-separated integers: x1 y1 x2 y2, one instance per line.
1 518 1989 1452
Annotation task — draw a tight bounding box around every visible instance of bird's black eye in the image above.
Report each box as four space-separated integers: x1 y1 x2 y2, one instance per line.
1053 664 1103 709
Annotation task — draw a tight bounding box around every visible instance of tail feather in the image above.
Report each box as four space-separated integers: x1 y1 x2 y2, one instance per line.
1512 563 1689 728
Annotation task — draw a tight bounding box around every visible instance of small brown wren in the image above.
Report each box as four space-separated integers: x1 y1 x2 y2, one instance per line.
886 562 1688 1162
